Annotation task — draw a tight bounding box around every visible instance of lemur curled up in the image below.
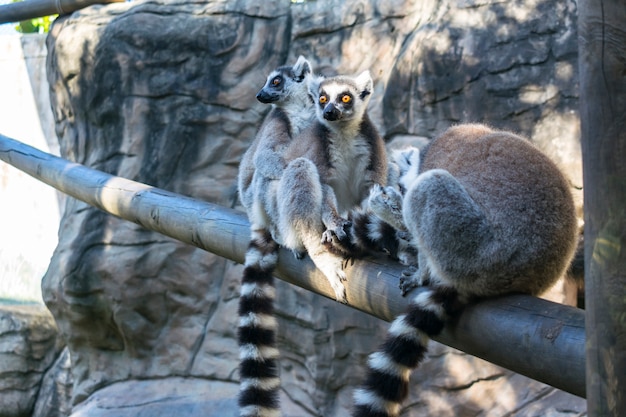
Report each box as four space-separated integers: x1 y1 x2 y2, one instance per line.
350 124 578 417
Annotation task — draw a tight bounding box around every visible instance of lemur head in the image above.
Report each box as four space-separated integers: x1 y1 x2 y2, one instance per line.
256 55 313 105
308 70 373 125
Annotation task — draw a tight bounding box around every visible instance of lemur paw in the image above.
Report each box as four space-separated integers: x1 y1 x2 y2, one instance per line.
397 245 418 266
292 249 306 260
399 266 426 296
398 251 417 267
368 185 404 229
321 219 352 245
325 269 348 303
321 229 335 245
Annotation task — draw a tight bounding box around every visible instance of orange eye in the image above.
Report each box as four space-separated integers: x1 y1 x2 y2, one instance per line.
319 95 328 104
342 94 352 103
272 77 281 86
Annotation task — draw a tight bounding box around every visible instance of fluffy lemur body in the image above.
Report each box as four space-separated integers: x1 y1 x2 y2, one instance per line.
349 123 578 417
275 70 388 303
236 56 315 417
237 63 387 417
238 55 315 236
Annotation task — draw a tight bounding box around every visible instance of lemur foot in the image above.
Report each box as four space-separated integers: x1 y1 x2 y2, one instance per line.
321 218 352 245
399 266 427 296
368 184 405 231
332 270 348 304
396 231 418 266
397 248 418 266
315 256 348 303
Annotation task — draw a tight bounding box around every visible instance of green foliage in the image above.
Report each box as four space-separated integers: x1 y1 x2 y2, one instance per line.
11 0 57 33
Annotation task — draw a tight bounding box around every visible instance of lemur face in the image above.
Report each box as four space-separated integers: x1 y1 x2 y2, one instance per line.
256 56 312 104
310 71 373 123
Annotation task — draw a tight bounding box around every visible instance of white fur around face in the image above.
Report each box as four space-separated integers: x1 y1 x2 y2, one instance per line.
317 76 372 127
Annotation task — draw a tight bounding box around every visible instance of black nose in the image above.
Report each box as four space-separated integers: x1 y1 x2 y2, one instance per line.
256 90 279 104
323 104 341 121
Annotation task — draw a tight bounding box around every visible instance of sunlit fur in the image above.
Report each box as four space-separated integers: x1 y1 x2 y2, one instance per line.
236 56 315 417
238 55 315 227
352 124 578 417
273 70 388 303
329 150 419 263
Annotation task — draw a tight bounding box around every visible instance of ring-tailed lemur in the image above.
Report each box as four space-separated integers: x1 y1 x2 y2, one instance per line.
236 56 316 417
275 70 388 303
238 55 314 223
237 69 388 417
351 124 578 417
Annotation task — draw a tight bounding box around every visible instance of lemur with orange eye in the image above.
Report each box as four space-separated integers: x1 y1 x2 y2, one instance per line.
275 70 388 303
237 56 317 417
238 55 315 229
237 69 387 417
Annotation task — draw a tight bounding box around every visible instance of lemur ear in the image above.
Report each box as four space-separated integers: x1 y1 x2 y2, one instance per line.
355 70 373 99
392 147 420 172
307 74 324 100
293 55 312 80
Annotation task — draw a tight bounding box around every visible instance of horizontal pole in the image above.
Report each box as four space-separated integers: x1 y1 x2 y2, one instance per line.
0 133 585 398
0 0 124 24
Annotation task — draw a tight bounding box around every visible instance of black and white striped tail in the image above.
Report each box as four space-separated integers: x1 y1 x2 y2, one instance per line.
327 208 403 260
238 228 281 417
352 286 464 417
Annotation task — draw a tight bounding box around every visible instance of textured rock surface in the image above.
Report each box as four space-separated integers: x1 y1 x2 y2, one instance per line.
0 303 63 417
32 347 73 417
42 0 585 416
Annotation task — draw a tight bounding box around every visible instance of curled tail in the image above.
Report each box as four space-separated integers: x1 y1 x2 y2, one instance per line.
238 228 281 417
346 208 401 258
327 208 415 265
352 286 464 417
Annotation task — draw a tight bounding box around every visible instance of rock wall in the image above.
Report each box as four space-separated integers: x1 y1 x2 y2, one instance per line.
0 304 64 417
38 0 585 416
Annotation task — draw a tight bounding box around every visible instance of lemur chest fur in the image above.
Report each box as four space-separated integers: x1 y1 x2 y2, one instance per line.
326 133 372 212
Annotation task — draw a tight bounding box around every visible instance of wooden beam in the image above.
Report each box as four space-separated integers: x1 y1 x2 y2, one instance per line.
0 0 124 24
578 0 626 415
0 133 585 398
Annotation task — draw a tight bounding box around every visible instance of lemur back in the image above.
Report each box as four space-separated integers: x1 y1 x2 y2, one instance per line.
236 56 314 417
352 124 578 417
